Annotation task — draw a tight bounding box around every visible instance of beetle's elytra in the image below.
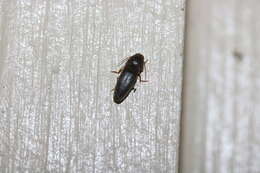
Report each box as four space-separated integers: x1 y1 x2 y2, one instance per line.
112 53 148 104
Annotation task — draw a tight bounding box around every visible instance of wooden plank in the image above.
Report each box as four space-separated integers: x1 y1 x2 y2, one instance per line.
0 0 185 172
180 0 260 173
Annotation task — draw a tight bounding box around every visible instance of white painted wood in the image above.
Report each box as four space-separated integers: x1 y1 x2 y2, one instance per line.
0 0 185 172
180 0 260 173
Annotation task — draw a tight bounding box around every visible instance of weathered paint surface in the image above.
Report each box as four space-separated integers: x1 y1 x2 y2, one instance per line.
0 0 185 172
181 0 260 173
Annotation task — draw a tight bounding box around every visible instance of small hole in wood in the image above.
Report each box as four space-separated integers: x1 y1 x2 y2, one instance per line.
233 50 243 62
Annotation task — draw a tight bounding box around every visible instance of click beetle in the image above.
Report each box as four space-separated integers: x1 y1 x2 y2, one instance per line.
112 53 148 104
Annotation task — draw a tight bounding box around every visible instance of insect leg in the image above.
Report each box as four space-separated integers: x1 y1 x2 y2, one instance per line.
144 60 148 80
139 75 149 82
111 68 123 74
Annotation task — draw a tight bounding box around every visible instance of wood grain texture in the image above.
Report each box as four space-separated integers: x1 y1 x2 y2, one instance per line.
0 0 185 172
180 0 260 173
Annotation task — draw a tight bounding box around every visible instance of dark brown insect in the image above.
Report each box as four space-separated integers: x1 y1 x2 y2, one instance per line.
112 53 148 104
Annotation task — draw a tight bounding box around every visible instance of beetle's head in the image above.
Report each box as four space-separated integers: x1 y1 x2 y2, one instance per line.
133 53 144 62
131 53 144 69
124 53 145 74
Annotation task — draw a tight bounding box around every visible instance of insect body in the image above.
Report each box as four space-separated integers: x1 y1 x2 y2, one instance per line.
112 53 147 104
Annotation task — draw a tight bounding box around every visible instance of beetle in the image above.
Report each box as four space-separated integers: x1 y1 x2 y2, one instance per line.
112 53 148 104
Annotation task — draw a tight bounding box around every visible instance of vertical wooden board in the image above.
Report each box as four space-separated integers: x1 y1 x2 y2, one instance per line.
0 0 185 172
180 0 260 173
